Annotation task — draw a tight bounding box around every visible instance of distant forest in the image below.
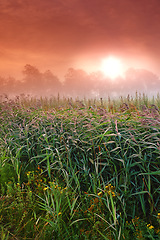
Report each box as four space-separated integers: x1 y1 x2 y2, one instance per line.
0 64 160 98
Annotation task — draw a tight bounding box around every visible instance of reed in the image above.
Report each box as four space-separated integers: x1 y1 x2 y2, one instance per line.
0 93 160 239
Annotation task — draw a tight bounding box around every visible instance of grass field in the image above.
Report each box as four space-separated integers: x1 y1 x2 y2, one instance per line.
0 93 160 239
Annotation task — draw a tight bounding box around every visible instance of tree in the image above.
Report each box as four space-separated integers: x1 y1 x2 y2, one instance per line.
64 68 91 97
22 64 43 94
43 70 62 95
89 71 113 97
124 68 160 94
0 76 6 93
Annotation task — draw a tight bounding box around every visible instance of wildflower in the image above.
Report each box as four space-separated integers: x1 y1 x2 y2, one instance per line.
93 198 99 204
105 184 117 198
147 224 154 229
111 192 116 197
132 216 139 223
157 213 160 219
149 225 154 230
88 204 94 211
98 191 103 197
27 171 31 176
136 230 143 239
43 187 48 191
58 212 62 216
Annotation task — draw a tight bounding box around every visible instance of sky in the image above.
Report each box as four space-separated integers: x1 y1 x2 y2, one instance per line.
1 0 160 80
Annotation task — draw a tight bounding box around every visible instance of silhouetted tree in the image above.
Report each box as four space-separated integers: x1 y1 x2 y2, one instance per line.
5 77 17 93
43 70 62 96
22 64 43 94
89 71 114 97
124 68 160 94
0 76 5 93
64 68 91 97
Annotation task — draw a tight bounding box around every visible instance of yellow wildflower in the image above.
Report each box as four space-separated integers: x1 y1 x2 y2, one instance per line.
26 171 31 176
43 187 48 191
105 184 111 189
111 192 116 197
98 192 103 197
58 212 62 216
147 224 154 229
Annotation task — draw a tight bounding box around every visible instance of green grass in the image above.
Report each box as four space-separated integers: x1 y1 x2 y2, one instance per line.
0 93 160 239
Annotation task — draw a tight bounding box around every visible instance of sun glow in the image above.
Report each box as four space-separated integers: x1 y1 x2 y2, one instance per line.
101 56 123 79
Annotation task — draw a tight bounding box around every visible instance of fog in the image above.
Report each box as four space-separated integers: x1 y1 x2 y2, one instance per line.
0 64 160 99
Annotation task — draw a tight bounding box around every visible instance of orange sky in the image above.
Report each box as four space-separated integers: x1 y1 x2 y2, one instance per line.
1 0 160 80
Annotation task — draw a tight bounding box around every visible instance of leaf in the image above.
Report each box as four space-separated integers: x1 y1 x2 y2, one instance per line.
139 171 160 175
131 191 148 196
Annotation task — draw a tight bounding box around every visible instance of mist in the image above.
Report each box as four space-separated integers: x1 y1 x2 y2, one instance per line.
0 64 160 99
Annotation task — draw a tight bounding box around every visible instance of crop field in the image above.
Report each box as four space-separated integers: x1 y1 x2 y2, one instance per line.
0 93 160 239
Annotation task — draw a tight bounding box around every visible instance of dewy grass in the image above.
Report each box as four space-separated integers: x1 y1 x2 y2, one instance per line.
0 93 160 239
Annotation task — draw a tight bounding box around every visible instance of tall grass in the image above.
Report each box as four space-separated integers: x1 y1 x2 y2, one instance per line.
0 93 160 239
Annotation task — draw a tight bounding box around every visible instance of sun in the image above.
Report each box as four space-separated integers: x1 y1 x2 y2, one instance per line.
101 56 123 79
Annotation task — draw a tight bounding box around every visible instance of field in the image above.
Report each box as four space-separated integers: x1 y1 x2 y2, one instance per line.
0 93 160 239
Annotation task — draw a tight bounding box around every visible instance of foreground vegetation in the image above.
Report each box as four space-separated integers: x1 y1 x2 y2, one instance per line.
0 93 160 239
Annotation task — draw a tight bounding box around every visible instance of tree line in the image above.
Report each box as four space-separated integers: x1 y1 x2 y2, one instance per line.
0 64 160 98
